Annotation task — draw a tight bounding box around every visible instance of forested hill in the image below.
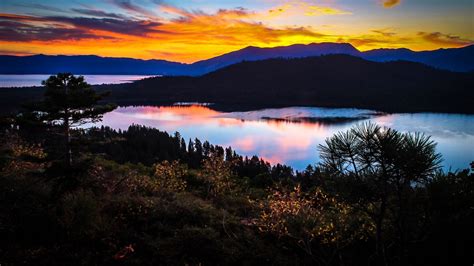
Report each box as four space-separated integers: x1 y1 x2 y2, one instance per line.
1 55 473 114
102 55 474 113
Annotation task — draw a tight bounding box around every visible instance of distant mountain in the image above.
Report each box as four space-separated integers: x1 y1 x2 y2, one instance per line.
361 45 474 72
187 42 360 75
1 43 473 75
189 43 474 74
100 55 473 113
0 54 185 75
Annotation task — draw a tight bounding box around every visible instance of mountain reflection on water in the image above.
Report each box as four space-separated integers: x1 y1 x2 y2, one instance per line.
97 105 474 171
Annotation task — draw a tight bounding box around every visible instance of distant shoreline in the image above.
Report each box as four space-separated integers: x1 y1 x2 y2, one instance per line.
1 86 473 116
1 55 473 115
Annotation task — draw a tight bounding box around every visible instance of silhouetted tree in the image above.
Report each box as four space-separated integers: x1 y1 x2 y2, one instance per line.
188 139 195 154
180 137 187 154
22 73 116 166
319 122 441 264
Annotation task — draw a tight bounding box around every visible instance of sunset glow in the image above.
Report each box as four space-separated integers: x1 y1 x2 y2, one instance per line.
1 0 472 63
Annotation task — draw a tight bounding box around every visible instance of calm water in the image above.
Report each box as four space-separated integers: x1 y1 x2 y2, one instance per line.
0 74 155 87
97 105 474 171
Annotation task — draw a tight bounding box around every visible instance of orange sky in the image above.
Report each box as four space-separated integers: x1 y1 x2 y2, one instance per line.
0 0 472 63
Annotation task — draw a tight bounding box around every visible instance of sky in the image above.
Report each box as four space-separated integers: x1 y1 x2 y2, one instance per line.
0 0 473 63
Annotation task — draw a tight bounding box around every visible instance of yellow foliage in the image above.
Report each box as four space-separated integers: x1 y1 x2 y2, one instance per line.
199 154 234 197
153 160 188 192
88 159 187 195
252 185 374 250
1 134 47 177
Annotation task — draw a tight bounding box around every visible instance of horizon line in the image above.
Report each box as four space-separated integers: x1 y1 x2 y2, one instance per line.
1 42 473 65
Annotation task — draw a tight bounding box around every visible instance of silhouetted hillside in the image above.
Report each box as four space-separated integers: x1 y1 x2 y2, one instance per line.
0 54 185 75
105 55 474 113
1 55 472 114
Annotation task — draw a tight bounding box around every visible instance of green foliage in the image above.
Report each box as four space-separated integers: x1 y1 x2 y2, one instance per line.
319 122 442 180
20 73 116 166
318 122 446 264
27 73 116 127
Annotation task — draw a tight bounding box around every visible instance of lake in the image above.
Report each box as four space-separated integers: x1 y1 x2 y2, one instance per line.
0 74 157 87
96 104 474 171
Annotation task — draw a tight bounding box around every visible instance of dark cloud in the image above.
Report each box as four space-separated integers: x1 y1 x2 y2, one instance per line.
418 32 473 46
216 7 253 17
112 0 157 17
0 13 163 37
0 23 107 42
0 20 29 28
0 13 47 22
371 29 396 37
14 3 65 12
46 16 165 36
0 12 166 42
71 8 126 19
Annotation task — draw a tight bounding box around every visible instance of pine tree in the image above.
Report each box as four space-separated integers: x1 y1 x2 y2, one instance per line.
22 73 116 166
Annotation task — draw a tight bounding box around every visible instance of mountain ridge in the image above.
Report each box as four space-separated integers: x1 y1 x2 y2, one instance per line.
0 54 186 75
1 43 473 75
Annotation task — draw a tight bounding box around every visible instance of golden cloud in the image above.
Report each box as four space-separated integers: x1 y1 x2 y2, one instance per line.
266 2 351 17
381 0 401 8
305 6 352 16
417 32 473 47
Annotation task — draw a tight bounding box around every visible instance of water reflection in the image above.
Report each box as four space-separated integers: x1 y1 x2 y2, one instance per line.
0 74 156 87
98 105 474 171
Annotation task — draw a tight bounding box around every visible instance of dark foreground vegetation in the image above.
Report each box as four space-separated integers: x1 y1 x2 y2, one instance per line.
1 74 473 265
1 55 473 114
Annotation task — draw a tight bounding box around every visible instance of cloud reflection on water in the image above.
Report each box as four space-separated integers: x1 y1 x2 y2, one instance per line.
100 105 474 171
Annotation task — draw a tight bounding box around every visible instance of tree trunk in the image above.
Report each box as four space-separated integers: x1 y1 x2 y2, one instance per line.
375 197 388 266
396 181 408 261
63 80 72 167
65 114 72 167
